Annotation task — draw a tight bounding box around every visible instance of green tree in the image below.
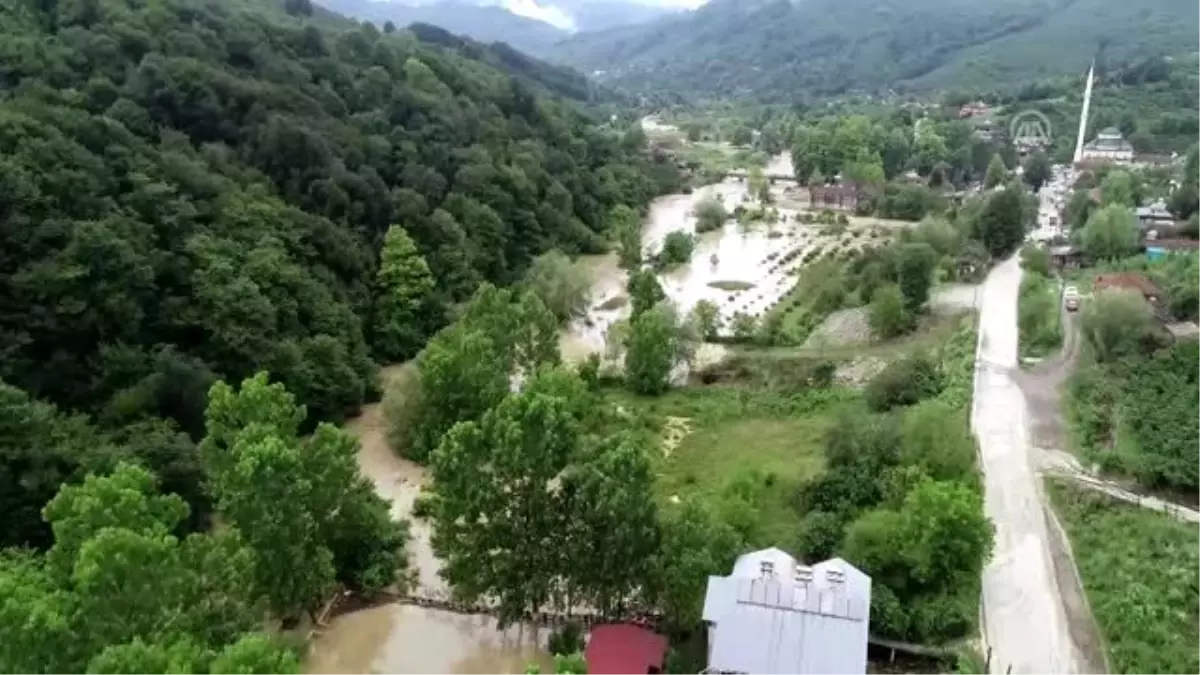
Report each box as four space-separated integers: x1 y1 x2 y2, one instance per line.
748 167 768 203
690 300 721 340
1022 151 1051 192
524 250 593 324
561 435 660 616
430 368 586 624
0 552 76 673
373 225 438 362
1080 204 1141 261
414 323 509 461
657 231 696 268
895 243 937 312
625 305 677 395
983 154 1007 189
86 635 213 674
900 401 976 483
612 205 644 271
201 374 404 616
1019 244 1052 277
730 312 758 342
694 196 728 233
1100 170 1138 207
976 186 1026 258
628 269 667 320
869 283 911 339
209 633 300 674
1080 291 1158 363
648 498 741 629
513 290 563 373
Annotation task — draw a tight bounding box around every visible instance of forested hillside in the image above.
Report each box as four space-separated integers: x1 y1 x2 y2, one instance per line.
314 0 570 56
0 0 677 546
550 0 1199 100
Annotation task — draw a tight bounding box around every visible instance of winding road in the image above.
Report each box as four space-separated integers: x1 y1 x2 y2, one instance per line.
970 255 1099 674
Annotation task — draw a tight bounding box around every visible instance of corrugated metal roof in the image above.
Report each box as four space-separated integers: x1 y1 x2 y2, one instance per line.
703 553 871 675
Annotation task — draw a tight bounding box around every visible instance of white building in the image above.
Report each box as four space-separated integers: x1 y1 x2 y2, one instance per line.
701 548 871 675
1080 127 1135 162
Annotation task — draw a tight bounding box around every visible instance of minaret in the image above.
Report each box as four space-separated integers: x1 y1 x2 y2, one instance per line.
1073 61 1095 164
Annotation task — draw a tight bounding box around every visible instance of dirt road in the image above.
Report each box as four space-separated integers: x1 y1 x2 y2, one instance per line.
971 256 1097 674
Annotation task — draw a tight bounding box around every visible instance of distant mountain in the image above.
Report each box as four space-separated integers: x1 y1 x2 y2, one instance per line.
549 0 1200 100
315 0 569 54
316 0 679 56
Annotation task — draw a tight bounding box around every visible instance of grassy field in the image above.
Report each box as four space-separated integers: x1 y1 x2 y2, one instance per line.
1047 479 1199 674
602 386 853 547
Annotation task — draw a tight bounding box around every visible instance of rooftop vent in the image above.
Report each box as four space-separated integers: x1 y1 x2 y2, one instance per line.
794 565 813 586
825 567 846 585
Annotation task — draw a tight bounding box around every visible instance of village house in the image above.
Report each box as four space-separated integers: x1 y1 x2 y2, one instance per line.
702 548 871 675
1094 273 1162 304
1135 199 1175 229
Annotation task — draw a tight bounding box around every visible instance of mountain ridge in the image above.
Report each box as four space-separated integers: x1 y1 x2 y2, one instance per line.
548 0 1200 99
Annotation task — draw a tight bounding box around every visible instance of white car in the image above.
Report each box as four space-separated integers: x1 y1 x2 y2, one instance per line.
1063 286 1080 311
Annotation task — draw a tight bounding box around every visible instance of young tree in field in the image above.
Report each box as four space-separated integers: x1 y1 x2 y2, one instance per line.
1022 151 1050 192
430 368 587 625
625 305 677 395
748 167 771 204
869 283 911 339
1019 244 1052 277
1080 204 1140 261
373 225 438 362
525 250 592 324
982 154 1006 189
690 300 722 340
628 269 666 320
900 401 977 483
895 243 937 313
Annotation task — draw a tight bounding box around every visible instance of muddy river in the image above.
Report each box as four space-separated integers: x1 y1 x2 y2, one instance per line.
307 123 875 673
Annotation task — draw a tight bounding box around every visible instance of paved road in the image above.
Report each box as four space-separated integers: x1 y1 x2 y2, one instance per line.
971 255 1089 674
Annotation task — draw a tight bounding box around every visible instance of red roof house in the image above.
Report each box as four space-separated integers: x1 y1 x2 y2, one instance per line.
585 623 668 675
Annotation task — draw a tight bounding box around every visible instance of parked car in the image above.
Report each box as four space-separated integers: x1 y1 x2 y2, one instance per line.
1064 286 1080 311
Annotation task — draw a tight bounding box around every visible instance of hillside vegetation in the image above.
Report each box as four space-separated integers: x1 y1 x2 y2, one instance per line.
550 0 1199 100
0 0 678 549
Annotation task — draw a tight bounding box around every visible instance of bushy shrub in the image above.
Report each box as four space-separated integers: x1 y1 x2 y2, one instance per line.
865 353 942 411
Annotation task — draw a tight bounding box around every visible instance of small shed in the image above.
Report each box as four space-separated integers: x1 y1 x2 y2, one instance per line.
585 623 667 675
1049 245 1083 270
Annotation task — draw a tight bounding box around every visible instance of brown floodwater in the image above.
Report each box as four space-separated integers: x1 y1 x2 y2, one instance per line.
306 605 554 674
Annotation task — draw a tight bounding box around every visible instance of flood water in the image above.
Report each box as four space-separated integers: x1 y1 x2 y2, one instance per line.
309 122 877 673
306 605 553 674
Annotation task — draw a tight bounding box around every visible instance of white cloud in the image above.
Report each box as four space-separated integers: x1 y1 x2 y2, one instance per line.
502 0 577 30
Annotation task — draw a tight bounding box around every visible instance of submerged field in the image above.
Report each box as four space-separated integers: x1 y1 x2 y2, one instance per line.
1047 479 1200 674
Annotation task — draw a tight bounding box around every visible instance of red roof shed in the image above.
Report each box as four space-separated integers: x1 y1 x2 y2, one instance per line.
585 624 668 675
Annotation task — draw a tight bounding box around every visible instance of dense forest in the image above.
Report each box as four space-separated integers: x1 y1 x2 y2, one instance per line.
0 0 679 452
549 0 1199 101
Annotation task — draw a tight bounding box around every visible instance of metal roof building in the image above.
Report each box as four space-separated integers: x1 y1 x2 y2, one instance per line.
701 548 871 675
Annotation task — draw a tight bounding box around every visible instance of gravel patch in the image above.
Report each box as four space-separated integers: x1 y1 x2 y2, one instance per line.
802 307 871 349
